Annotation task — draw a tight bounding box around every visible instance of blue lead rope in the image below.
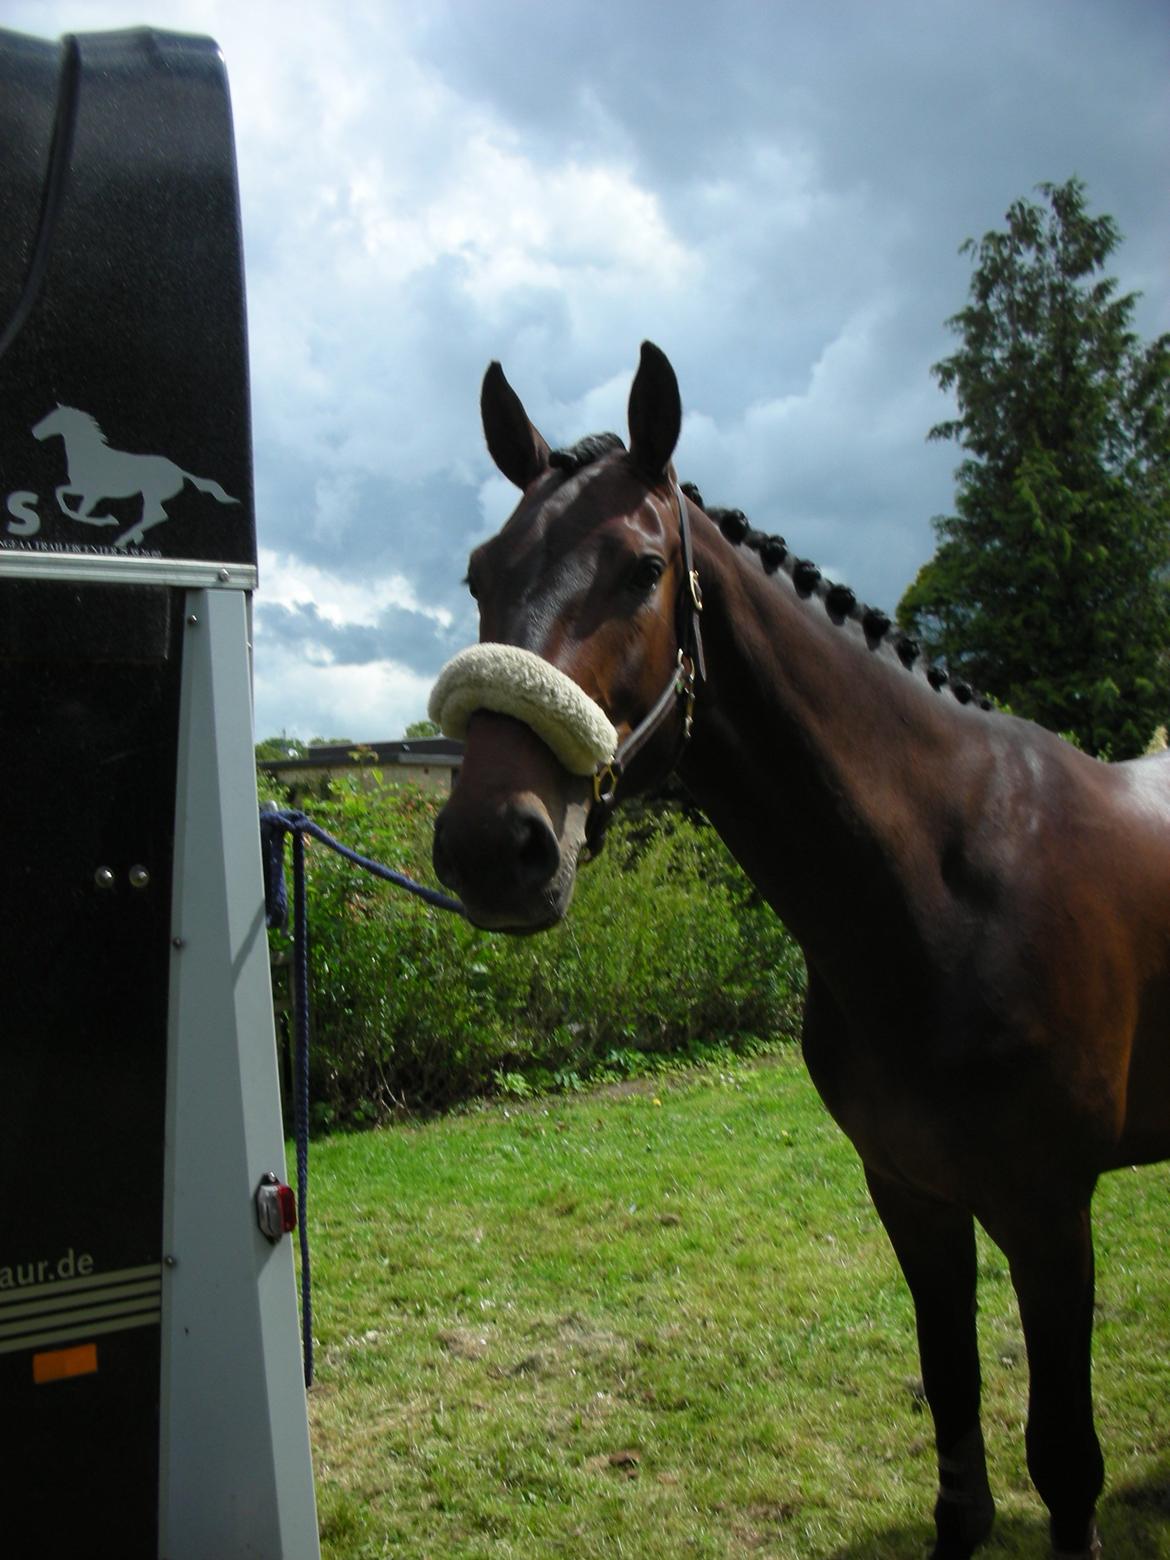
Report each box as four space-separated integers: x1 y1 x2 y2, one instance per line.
259 805 464 1385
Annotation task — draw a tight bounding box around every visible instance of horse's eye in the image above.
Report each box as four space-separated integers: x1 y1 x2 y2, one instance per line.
628 556 665 595
463 572 479 601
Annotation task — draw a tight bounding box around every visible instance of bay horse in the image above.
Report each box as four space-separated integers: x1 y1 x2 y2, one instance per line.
430 342 1170 1558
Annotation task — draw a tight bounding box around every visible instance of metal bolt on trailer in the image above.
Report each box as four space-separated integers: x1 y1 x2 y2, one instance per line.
0 27 319 1559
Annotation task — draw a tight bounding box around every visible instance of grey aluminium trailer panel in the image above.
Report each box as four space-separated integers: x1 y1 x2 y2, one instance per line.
1 25 318 1557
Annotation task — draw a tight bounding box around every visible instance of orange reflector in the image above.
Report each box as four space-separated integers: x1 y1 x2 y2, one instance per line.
33 1343 98 1384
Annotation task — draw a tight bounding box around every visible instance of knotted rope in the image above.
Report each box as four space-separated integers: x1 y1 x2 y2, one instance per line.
259 805 464 1385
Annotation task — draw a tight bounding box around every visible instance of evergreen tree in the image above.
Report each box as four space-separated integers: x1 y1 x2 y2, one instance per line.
898 179 1170 757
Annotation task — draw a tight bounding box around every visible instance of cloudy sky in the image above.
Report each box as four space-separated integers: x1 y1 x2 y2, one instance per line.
14 0 1170 741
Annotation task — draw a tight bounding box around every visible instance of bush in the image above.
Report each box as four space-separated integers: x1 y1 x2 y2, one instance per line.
264 776 805 1122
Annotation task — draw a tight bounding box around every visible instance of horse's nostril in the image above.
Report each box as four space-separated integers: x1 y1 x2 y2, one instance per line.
510 805 560 891
433 800 560 903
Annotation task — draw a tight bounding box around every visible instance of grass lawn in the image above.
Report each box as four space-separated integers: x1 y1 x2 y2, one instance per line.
301 1049 1170 1558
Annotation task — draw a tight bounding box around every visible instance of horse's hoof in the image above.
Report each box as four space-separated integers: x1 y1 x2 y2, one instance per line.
1052 1517 1102 1558
931 1490 994 1558
929 1539 989 1560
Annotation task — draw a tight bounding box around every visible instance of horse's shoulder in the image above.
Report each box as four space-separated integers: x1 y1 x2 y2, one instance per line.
1107 748 1170 829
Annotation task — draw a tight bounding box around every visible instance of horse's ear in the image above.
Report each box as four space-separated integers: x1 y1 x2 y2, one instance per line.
627 340 681 479
481 361 551 489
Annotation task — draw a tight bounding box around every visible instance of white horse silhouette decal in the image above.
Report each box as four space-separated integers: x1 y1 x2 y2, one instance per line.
32 406 239 549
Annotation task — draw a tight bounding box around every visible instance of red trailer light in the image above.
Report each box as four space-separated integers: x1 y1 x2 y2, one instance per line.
255 1173 297 1242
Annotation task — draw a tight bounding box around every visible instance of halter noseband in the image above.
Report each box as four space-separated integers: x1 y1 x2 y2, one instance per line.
583 482 705 854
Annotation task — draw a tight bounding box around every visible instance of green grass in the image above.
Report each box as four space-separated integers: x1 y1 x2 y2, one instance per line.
302 1050 1170 1557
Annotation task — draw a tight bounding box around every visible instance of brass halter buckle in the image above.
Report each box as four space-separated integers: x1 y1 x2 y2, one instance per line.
593 762 621 805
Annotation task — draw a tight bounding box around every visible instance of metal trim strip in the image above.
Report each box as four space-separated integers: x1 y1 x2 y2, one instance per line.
0 552 257 589
0 1278 162 1325
0 1310 162 1356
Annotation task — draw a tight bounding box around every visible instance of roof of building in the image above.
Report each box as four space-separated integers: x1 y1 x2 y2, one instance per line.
259 737 462 772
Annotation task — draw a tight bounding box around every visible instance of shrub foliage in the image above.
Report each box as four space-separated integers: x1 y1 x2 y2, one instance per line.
263 778 805 1122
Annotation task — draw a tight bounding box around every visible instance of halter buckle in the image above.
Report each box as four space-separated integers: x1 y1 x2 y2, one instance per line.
593 762 621 804
689 568 703 613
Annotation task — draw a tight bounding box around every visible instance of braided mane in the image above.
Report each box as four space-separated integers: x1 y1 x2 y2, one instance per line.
544 432 989 712
680 481 991 711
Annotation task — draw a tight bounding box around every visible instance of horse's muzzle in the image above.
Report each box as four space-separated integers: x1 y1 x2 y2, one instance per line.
431 711 591 932
433 796 568 932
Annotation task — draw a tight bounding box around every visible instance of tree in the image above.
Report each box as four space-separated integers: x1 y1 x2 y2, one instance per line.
898 178 1170 757
255 733 308 762
404 718 440 739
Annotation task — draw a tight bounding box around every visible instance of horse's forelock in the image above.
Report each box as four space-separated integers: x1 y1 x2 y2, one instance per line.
547 432 625 476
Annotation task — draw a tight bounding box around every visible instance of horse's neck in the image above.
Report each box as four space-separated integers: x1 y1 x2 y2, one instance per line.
679 520 969 987
60 417 102 465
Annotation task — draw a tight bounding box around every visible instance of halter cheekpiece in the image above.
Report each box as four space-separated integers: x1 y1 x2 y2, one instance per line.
584 482 705 851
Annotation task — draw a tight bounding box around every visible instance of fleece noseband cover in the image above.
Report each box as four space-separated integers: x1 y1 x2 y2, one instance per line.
428 643 618 777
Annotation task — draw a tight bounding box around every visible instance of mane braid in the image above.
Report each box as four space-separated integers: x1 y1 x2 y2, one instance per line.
683 482 992 712
549 432 625 475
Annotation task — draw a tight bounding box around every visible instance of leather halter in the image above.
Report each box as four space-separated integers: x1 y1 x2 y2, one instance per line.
584 482 705 855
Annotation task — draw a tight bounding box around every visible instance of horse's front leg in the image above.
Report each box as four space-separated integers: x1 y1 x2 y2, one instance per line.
866 1169 995 1559
115 498 169 550
54 485 117 525
983 1198 1103 1558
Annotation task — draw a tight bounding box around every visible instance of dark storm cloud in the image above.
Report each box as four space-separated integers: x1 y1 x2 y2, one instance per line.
17 0 1169 736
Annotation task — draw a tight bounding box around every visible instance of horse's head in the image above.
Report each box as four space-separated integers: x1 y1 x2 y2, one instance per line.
31 405 95 443
31 406 67 441
431 341 702 931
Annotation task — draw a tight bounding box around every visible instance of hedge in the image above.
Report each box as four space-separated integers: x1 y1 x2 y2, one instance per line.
262 775 806 1123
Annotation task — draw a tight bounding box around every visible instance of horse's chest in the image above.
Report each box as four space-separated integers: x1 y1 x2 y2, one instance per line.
802 1030 905 1175
799 1017 984 1198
